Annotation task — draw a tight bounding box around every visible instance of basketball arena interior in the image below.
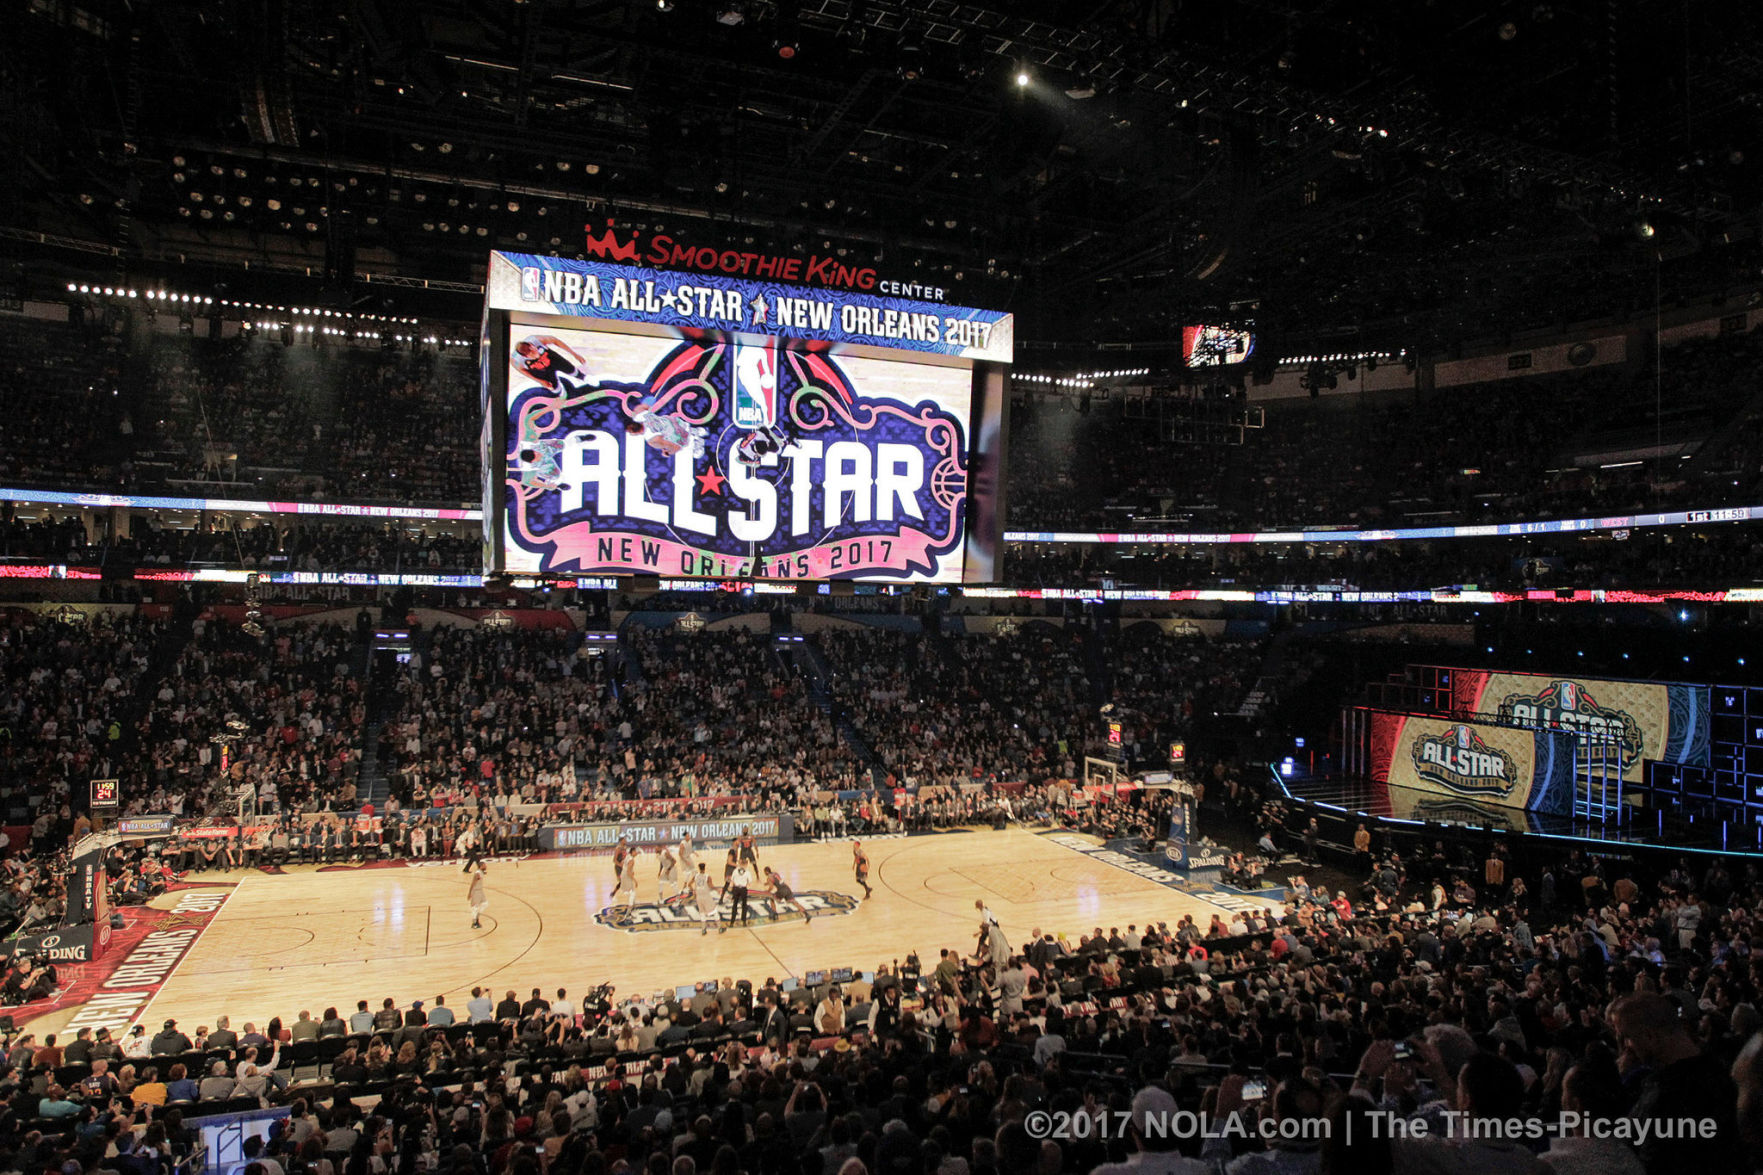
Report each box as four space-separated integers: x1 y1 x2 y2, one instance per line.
5 3 1763 1174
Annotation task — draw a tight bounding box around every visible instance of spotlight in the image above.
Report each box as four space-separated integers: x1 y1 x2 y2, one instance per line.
656 0 673 9
1015 67 1031 88
1636 220 1656 239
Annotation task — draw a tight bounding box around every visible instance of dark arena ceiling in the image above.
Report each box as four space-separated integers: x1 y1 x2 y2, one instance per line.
6 0 1763 351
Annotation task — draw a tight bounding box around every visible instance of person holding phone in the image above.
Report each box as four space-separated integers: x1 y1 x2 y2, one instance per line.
1200 1074 1326 1173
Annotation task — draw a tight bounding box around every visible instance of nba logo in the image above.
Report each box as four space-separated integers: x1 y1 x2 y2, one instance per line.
520 267 542 302
732 341 779 430
1558 682 1577 711
1455 726 1472 749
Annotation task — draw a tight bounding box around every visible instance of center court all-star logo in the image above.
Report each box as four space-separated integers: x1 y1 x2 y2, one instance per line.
595 889 859 933
1410 724 1519 799
506 335 967 580
1496 679 1643 761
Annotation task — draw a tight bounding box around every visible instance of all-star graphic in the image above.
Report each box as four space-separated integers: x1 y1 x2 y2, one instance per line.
1410 724 1520 798
505 337 968 580
1496 679 1644 761
595 888 859 932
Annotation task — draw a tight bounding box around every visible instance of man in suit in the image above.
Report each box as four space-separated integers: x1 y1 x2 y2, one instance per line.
761 996 791 1048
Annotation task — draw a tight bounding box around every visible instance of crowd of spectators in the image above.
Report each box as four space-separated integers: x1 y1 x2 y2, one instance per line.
0 320 135 492
605 629 864 800
4 815 1763 1175
1007 329 1763 536
820 629 1094 789
379 627 869 814
136 618 364 819
0 612 159 832
9 314 1763 543
6 600 1763 1175
0 317 480 506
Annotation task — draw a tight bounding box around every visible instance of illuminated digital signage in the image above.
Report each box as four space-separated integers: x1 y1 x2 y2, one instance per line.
481 252 1011 583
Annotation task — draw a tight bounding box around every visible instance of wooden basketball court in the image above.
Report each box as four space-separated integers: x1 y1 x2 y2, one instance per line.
49 830 1259 1033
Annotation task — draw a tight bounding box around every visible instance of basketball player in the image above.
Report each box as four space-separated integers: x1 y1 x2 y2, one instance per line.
762 866 811 924
720 847 739 893
677 833 697 875
466 861 488 929
725 860 753 932
689 862 720 936
736 828 760 872
613 845 639 910
514 335 588 393
852 840 873 899
624 400 706 458
656 843 681 900
611 835 631 890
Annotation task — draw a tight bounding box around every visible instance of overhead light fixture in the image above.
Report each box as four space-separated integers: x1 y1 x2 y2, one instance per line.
716 3 745 25
775 35 799 59
1015 67 1032 88
656 0 673 9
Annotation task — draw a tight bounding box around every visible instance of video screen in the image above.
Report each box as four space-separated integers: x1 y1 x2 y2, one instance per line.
498 323 984 582
1448 669 1711 782
1182 324 1255 367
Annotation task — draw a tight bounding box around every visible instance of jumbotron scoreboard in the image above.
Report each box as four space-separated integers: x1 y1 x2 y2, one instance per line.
479 251 1013 583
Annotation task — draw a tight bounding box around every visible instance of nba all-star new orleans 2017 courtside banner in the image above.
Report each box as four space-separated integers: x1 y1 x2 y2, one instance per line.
1447 670 1710 782
1367 711 1576 816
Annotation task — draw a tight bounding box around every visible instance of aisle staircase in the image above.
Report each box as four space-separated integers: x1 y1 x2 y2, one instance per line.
1231 630 1295 720
797 642 884 785
355 627 423 810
